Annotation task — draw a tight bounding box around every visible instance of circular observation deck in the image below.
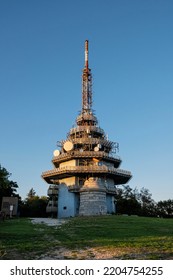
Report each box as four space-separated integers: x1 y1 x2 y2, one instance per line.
69 125 105 137
42 165 132 185
52 150 121 168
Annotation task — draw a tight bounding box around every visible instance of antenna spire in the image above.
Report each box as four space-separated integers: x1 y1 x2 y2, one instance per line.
85 40 89 69
82 40 92 113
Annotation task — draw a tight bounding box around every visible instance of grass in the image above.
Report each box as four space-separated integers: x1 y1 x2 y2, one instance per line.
0 218 60 259
0 216 173 259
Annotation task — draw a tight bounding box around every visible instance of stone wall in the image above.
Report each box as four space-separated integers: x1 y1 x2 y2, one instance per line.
79 190 107 216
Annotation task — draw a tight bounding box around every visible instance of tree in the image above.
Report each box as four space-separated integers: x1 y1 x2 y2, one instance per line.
27 188 36 199
139 187 156 216
114 185 159 217
115 185 141 215
20 188 48 217
0 164 20 206
156 199 173 218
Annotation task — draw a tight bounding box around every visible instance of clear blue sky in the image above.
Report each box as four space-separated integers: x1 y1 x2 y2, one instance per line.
0 0 173 202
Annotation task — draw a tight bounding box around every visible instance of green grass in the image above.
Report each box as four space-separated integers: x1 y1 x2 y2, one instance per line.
0 218 60 259
0 216 173 259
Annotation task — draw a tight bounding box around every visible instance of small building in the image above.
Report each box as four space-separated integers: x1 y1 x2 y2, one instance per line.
42 40 132 218
1 197 18 216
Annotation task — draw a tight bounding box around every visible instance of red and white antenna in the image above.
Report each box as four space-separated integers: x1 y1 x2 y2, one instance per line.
85 40 89 69
82 40 92 113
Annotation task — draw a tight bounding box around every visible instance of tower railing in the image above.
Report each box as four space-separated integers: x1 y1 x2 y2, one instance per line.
52 150 121 162
70 125 105 135
42 165 132 177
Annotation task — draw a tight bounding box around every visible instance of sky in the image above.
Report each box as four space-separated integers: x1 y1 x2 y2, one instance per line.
0 0 173 202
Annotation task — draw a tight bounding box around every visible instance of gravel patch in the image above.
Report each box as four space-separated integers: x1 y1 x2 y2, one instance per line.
30 218 67 226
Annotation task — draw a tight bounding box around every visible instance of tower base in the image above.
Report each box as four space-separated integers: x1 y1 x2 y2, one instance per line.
79 189 107 216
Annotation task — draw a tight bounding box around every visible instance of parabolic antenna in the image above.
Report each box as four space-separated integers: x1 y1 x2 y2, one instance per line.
53 149 60 157
94 146 99 152
63 141 74 151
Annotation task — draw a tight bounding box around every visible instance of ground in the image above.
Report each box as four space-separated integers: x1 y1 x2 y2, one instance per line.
0 216 173 260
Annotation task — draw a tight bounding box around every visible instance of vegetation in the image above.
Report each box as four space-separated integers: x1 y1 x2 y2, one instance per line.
0 164 48 217
20 188 48 217
0 216 173 260
1 164 173 259
0 165 21 207
115 185 173 218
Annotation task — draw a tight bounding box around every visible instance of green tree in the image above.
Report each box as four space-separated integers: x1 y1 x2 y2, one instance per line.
115 185 141 215
139 187 156 216
20 189 48 217
0 164 20 206
115 185 158 216
156 199 173 217
27 188 36 199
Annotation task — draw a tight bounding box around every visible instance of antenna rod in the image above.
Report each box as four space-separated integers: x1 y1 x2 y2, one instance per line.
85 40 89 69
82 40 92 113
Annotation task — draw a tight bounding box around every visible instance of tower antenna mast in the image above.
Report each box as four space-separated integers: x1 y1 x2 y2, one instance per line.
82 40 92 113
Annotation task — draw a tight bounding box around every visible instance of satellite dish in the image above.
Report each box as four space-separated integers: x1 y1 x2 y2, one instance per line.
94 146 99 152
63 141 74 151
53 150 60 157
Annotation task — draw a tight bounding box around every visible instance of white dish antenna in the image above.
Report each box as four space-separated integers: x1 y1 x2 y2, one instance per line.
94 146 99 152
53 150 60 157
63 141 74 151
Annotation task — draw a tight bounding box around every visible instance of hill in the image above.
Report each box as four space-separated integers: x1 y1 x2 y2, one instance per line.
0 216 173 259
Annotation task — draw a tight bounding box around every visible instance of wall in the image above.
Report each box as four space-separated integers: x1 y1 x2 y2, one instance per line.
58 185 79 218
106 194 116 214
59 160 76 168
79 190 107 216
59 177 76 187
99 161 114 167
1 197 18 216
99 177 114 188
